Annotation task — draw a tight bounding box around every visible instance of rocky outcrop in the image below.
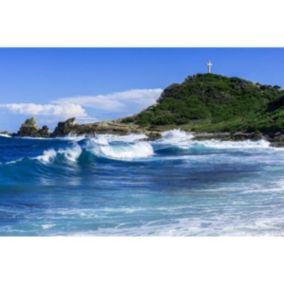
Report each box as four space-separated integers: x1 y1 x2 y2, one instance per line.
17 117 50 137
52 117 76 137
38 125 50 137
265 132 284 147
193 131 263 142
192 130 284 146
12 117 284 146
51 118 162 139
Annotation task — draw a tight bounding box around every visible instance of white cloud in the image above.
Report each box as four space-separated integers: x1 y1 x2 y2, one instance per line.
54 89 163 113
0 88 162 126
0 103 87 118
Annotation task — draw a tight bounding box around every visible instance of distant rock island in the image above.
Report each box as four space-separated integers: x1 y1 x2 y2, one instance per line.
5 73 284 146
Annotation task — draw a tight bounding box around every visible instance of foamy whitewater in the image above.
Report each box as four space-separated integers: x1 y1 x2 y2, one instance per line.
1 129 284 236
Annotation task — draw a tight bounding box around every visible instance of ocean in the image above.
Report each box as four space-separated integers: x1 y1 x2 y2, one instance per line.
0 130 284 236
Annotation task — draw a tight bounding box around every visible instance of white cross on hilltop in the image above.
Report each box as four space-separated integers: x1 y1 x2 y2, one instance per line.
207 60 213 73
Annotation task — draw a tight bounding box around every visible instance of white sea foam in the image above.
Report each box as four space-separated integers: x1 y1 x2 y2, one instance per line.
35 144 82 164
156 129 194 149
199 138 271 149
18 136 47 140
41 224 56 230
92 133 147 144
161 129 194 141
16 134 86 142
0 133 11 138
84 133 154 160
36 149 57 163
57 144 82 162
91 135 109 146
56 134 86 142
5 158 24 165
156 129 274 150
81 211 284 236
89 140 154 160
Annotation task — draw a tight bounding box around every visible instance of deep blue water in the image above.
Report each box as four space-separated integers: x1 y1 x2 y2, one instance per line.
1 130 284 236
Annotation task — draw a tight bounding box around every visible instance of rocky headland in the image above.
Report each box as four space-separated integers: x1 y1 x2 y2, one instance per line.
3 73 284 146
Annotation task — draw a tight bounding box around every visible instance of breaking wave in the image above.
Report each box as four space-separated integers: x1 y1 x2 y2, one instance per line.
0 130 280 167
86 135 153 160
35 144 82 164
0 133 11 138
153 129 273 154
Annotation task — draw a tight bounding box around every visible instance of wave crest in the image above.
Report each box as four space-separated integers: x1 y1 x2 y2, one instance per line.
156 129 272 150
87 138 154 160
35 144 82 164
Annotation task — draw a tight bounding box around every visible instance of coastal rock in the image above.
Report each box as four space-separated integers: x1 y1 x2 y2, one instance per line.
267 134 284 147
51 118 162 139
193 132 231 141
52 117 76 137
231 131 263 141
17 117 50 137
17 117 38 136
38 125 50 137
193 131 264 142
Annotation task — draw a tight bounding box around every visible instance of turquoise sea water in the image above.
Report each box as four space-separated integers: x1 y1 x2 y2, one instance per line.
0 130 284 236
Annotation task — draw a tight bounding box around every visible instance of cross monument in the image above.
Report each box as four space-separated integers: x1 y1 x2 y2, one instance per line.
207 60 213 73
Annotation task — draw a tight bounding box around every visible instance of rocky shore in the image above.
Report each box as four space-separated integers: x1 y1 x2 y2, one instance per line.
192 131 284 147
51 117 161 139
9 117 161 140
2 116 284 146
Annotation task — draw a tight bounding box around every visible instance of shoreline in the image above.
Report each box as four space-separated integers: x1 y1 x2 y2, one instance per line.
2 126 284 147
2 117 284 147
192 131 284 147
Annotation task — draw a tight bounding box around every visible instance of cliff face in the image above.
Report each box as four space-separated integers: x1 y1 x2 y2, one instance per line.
122 73 284 134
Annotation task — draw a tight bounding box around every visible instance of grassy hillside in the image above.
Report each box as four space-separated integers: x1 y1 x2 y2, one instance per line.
121 73 284 133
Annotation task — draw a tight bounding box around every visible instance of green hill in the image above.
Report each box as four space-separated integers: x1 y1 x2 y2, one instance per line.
121 73 284 134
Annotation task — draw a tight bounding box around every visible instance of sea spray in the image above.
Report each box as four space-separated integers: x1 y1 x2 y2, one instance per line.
35 144 82 164
87 137 154 160
36 149 57 163
155 129 272 150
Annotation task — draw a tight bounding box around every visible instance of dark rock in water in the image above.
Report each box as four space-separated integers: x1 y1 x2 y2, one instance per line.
17 117 38 137
52 117 76 137
268 133 284 147
193 132 231 141
17 117 50 137
38 125 49 138
193 131 263 142
231 131 263 141
18 117 37 136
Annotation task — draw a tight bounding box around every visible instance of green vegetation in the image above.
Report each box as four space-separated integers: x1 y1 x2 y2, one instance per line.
122 73 284 133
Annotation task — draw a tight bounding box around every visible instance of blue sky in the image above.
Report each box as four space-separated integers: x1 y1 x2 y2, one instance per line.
1 48 284 132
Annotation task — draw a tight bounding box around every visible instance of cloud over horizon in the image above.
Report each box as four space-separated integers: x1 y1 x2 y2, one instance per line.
0 103 87 118
54 89 163 113
0 88 162 128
